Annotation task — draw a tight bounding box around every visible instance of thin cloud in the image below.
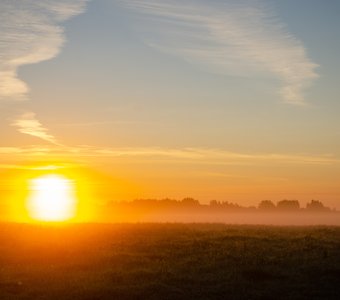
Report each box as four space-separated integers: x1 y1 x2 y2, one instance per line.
0 163 70 170
122 0 319 105
11 112 61 145
0 145 338 166
86 147 340 165
0 0 88 101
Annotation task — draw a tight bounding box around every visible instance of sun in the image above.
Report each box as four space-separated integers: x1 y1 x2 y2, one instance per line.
27 174 77 222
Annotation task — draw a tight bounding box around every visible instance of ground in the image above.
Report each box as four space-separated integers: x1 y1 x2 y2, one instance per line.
1 223 340 299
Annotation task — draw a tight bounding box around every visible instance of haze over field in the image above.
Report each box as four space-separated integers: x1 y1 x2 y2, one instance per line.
0 0 340 223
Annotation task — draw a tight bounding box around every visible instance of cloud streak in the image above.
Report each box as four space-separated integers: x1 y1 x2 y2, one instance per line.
122 0 319 105
0 145 338 166
0 0 88 101
11 112 60 145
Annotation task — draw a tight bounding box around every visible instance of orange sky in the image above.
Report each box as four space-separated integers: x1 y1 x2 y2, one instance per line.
1 0 340 221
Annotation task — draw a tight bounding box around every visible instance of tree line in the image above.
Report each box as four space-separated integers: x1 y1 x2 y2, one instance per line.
106 198 336 213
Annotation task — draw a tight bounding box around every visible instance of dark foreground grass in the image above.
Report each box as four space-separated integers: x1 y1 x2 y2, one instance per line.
1 223 340 300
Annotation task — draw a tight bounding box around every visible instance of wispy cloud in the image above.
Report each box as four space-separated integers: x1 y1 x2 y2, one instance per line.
84 147 340 165
0 145 338 166
11 112 61 145
122 0 319 105
0 0 88 101
0 163 71 170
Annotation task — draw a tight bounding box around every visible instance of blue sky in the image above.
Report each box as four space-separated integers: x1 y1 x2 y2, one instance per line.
1 0 339 207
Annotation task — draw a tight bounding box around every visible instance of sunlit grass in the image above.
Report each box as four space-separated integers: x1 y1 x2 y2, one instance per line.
1 224 340 299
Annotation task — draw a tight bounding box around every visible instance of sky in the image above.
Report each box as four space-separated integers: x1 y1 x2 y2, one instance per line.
1 0 340 214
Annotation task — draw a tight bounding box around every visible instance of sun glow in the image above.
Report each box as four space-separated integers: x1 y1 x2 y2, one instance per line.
27 174 77 222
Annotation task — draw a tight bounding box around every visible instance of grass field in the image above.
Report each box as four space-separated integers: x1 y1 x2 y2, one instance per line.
1 223 340 300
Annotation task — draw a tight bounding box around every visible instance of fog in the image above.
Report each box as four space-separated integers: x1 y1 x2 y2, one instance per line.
128 212 340 226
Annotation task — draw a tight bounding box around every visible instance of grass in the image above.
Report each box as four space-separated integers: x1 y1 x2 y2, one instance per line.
1 223 340 299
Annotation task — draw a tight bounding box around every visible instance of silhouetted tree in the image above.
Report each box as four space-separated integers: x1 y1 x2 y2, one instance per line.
221 201 242 210
306 200 330 212
258 200 276 210
209 200 245 211
277 200 300 211
181 197 200 206
209 200 220 207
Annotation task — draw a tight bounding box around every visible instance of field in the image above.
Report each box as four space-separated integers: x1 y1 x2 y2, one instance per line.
1 224 340 300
